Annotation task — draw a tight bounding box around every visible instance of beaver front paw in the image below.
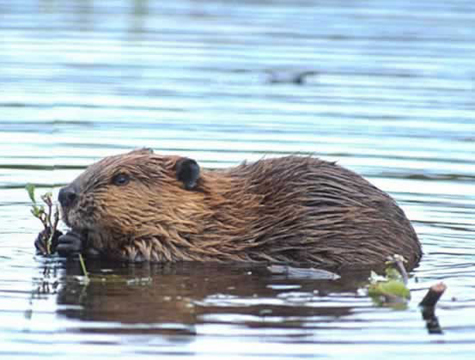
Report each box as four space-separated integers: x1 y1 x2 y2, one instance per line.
56 231 84 257
35 228 63 255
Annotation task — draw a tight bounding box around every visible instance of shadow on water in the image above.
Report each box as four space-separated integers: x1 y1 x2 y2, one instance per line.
29 257 442 339
40 259 366 325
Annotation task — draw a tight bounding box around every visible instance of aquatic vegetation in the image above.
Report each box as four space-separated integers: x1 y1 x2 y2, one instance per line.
367 254 410 306
26 184 89 280
26 184 59 255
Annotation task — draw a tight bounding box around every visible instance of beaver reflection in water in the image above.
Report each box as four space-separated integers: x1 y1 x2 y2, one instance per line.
54 148 422 270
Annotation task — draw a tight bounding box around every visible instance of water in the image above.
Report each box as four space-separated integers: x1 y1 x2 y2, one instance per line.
1 0 475 358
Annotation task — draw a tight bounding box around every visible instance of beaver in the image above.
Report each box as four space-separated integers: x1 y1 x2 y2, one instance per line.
54 148 422 269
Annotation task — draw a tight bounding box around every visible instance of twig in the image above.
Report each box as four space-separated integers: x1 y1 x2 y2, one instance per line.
394 259 408 285
46 205 60 254
27 186 60 255
419 282 446 308
386 254 408 285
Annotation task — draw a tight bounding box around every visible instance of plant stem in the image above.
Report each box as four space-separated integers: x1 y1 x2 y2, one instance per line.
78 254 89 278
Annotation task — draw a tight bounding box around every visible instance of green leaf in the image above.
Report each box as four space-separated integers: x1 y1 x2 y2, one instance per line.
32 205 40 217
385 267 403 281
368 280 411 299
367 257 411 306
25 184 36 203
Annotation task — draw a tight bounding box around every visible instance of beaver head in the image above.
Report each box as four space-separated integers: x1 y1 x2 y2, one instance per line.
58 148 212 261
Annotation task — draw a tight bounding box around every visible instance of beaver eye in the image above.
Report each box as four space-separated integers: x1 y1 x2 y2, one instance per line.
112 173 130 186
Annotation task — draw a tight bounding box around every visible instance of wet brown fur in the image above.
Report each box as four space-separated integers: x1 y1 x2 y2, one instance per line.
61 149 422 269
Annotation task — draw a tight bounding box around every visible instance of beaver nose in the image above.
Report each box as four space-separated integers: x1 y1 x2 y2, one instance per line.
58 185 78 207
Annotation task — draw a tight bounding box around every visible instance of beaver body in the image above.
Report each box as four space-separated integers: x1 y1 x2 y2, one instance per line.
57 149 422 269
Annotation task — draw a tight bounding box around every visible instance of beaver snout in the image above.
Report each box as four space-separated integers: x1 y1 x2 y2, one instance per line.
58 184 79 208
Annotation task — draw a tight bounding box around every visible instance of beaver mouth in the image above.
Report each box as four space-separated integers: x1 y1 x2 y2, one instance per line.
68 220 94 237
60 206 95 236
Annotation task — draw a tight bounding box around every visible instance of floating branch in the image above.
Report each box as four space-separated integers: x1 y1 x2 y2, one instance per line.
419 282 447 335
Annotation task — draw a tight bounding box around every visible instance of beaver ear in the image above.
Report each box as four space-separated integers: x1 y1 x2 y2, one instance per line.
176 158 200 190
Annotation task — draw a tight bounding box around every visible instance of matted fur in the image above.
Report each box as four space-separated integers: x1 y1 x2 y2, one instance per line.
60 149 422 269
